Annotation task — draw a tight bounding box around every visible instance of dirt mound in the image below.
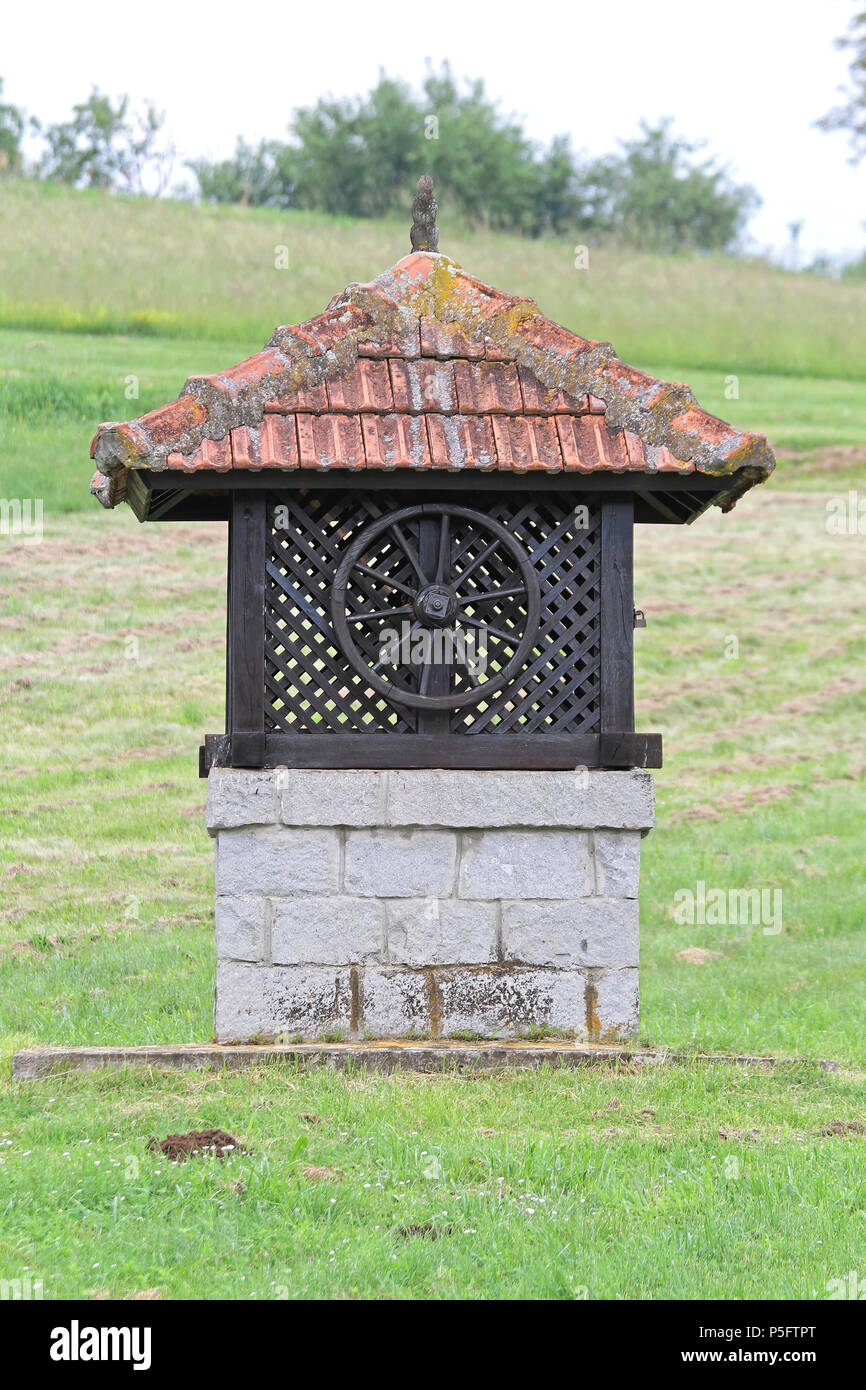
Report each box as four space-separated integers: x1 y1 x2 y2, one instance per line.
146 1128 247 1162
819 1119 866 1138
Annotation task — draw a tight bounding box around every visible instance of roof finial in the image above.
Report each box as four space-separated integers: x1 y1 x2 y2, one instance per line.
410 175 439 253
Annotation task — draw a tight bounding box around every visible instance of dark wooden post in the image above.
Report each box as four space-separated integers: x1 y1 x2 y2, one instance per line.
599 497 635 764
228 492 266 767
416 514 450 736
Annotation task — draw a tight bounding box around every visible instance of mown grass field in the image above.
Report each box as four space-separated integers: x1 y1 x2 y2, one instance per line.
0 184 864 1299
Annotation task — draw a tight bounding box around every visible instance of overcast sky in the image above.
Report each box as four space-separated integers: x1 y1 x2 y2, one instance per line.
5 0 864 261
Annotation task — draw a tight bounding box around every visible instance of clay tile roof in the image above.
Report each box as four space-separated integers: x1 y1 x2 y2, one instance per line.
90 250 774 512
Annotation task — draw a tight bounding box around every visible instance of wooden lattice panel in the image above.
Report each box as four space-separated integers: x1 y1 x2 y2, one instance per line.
264 490 600 738
451 496 600 735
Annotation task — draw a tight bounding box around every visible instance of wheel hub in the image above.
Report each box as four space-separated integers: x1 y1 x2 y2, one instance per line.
413 583 457 627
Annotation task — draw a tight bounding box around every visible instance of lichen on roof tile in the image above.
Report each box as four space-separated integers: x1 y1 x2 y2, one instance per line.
89 248 774 510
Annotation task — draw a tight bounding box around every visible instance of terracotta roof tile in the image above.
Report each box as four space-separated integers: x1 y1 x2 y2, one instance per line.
454 360 522 415
296 302 372 353
624 431 647 469
419 319 485 359
89 248 774 514
259 417 300 469
143 396 208 447
517 366 591 414
653 445 694 474
357 326 421 359
671 405 732 446
196 348 287 399
556 416 630 472
161 435 232 471
451 269 532 324
426 415 497 470
229 426 259 468
589 415 629 470
519 313 594 363
389 359 457 413
326 359 393 413
601 359 669 409
264 382 328 413
491 416 563 472
361 414 431 469
296 414 365 470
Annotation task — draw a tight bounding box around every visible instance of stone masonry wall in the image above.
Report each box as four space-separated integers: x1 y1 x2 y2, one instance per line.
207 769 654 1044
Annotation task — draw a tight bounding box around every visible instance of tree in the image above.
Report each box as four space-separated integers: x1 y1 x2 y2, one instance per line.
191 66 554 231
0 77 25 176
289 75 421 217
189 139 291 207
536 135 583 236
586 121 758 252
187 72 758 250
417 66 543 232
817 7 866 161
38 90 174 195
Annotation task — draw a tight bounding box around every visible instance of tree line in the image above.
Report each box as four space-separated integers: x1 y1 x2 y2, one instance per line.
191 70 758 253
3 19 864 257
0 67 759 252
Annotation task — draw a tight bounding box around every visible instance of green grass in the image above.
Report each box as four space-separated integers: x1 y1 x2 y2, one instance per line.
2 1062 865 1300
2 180 866 378
0 329 252 512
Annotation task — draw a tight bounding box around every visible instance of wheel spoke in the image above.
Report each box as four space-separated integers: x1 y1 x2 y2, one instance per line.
457 656 481 689
459 615 519 645
390 523 428 585
347 604 412 625
435 512 450 584
354 563 417 598
370 619 419 672
458 586 526 607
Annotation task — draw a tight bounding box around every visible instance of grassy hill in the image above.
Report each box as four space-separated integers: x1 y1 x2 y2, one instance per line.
2 180 866 378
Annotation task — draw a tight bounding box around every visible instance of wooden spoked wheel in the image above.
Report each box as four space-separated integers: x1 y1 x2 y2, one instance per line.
330 503 541 711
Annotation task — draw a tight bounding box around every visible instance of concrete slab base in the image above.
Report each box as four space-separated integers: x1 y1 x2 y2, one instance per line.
11 1042 839 1081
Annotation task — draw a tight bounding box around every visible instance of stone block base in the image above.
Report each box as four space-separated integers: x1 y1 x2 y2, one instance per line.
207 769 654 1043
